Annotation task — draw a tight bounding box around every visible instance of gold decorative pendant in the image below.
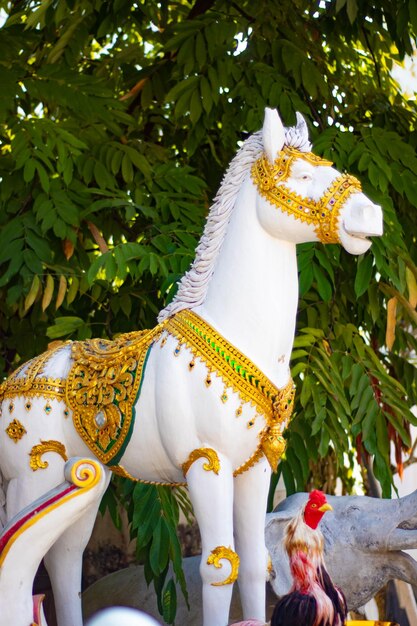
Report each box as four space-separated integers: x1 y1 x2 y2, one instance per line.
6 419 27 443
29 440 68 471
220 388 228 403
207 546 240 586
182 447 221 477
260 423 287 473
25 400 32 412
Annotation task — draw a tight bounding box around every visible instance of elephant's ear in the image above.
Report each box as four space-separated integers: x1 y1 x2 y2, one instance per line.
264 511 293 598
265 510 293 546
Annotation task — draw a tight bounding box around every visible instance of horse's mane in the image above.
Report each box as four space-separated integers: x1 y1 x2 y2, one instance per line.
158 123 310 322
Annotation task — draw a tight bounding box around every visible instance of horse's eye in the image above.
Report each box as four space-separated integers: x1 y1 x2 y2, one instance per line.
302 174 312 181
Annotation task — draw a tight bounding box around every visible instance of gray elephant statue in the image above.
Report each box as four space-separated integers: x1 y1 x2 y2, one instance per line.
266 489 417 609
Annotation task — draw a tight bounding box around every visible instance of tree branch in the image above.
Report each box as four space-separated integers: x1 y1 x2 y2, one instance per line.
362 26 382 89
187 0 217 20
230 1 254 23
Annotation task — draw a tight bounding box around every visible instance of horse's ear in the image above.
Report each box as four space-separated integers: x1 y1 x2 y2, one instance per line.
263 108 285 164
295 112 309 143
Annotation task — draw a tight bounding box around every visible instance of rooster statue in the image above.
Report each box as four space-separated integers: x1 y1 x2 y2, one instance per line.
271 490 347 626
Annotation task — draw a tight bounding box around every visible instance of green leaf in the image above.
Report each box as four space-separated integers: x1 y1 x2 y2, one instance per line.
346 0 358 24
88 253 108 284
195 32 207 68
200 76 212 115
162 579 177 625
122 153 134 184
299 263 314 296
318 426 330 457
46 316 85 338
354 254 374 297
23 159 36 183
34 161 50 193
189 90 202 125
313 264 333 301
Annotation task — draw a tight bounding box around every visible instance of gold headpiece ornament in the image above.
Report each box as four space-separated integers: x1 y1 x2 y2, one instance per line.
252 147 362 244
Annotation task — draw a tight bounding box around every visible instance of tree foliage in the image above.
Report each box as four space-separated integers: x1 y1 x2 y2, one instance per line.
2 0 417 620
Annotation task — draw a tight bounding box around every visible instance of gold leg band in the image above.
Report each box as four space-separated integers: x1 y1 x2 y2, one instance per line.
207 546 240 586
182 447 220 477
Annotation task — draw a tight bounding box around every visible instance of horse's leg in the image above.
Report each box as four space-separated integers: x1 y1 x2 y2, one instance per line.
233 457 271 621
186 451 236 626
44 469 111 626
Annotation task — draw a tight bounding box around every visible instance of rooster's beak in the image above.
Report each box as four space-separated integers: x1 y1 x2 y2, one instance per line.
318 503 333 512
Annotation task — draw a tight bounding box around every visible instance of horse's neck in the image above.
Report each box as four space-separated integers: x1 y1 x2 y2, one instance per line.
195 182 298 388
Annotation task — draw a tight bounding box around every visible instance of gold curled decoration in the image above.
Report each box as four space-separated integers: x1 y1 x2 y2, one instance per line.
252 148 362 244
29 440 68 471
6 419 27 443
207 546 240 586
69 458 102 489
182 448 221 477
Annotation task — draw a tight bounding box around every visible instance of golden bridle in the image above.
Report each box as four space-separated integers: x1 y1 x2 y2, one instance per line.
251 146 362 244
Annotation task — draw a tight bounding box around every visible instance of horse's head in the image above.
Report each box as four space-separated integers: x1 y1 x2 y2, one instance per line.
252 108 383 254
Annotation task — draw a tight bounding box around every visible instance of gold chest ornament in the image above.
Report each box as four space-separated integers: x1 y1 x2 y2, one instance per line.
163 309 295 474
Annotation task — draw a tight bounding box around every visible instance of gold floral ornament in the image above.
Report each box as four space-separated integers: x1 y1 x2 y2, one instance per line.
182 448 221 477
252 147 362 244
29 440 68 471
66 324 165 466
207 546 240 586
6 419 27 443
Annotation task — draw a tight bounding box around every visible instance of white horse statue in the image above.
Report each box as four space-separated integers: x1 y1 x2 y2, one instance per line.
0 107 383 626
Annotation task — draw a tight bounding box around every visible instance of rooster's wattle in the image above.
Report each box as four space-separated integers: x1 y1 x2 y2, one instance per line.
271 490 347 626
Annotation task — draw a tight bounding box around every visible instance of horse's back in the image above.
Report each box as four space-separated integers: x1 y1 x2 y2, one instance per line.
0 344 89 488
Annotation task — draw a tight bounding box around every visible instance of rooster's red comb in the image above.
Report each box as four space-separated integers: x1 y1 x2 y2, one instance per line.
308 490 327 505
